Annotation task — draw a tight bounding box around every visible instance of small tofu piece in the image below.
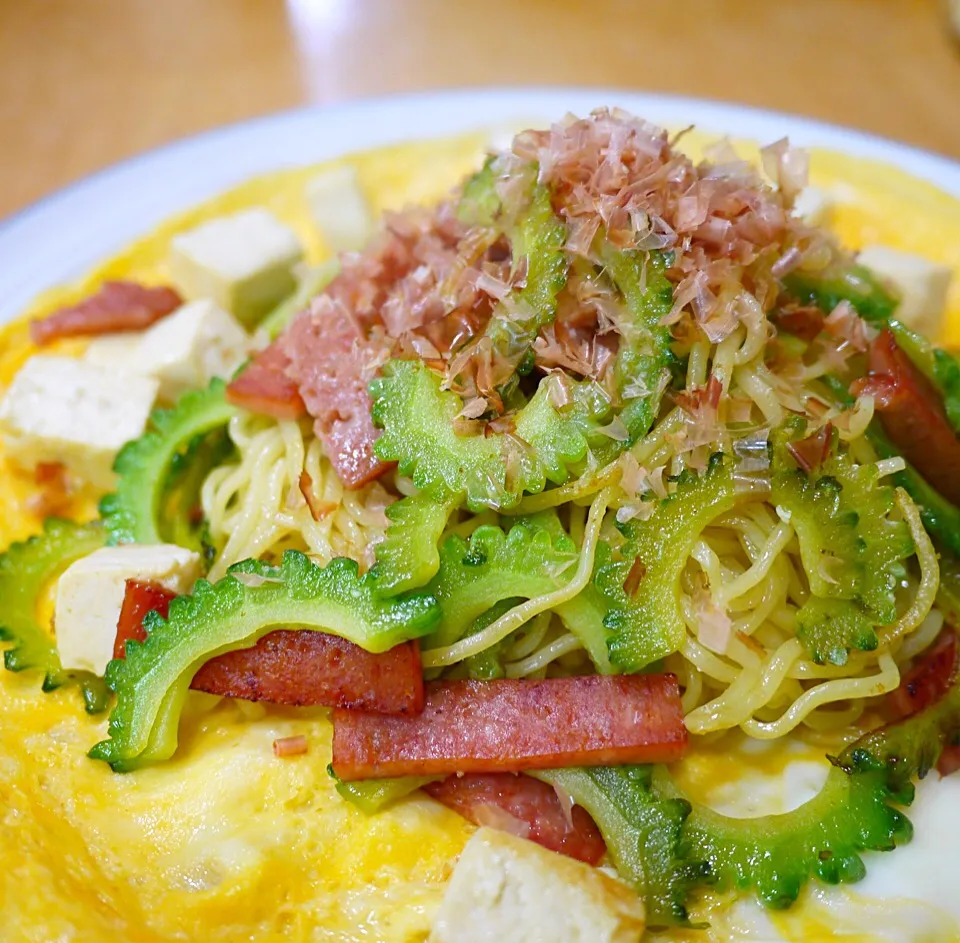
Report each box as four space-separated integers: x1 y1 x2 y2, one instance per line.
83 332 147 370
169 208 303 327
793 185 834 227
0 356 158 489
305 165 374 253
428 828 645 943
55 544 203 676
858 245 953 338
136 299 250 401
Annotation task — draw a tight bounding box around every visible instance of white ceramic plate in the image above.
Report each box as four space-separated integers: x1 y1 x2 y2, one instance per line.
2 87 960 327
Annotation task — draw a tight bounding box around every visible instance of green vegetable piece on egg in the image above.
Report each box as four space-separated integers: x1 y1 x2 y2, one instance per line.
99 379 237 547
835 670 960 795
652 763 910 910
532 765 704 928
0 518 109 713
89 551 441 771
329 767 439 814
543 672 960 921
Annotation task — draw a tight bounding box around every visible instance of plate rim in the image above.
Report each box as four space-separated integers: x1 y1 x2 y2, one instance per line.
3 85 959 324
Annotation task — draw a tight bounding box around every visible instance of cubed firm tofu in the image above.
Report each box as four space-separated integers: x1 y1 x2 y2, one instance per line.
0 356 158 489
428 828 646 943
55 544 203 676
83 300 251 401
83 332 146 370
305 165 374 253
857 245 953 339
136 299 250 400
169 208 303 328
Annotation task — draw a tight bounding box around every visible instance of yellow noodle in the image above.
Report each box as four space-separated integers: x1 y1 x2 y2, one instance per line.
687 338 710 388
201 413 390 580
741 653 900 739
734 363 785 426
505 633 583 678
877 488 939 647
421 488 612 668
715 521 794 607
502 611 554 662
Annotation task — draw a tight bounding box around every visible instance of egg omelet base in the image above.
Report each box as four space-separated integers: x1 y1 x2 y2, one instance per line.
2 128 960 943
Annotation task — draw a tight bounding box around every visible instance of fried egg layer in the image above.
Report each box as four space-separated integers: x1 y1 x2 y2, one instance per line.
2 130 960 942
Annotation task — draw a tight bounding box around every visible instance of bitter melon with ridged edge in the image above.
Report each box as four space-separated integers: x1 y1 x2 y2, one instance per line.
99 378 237 547
0 518 109 712
424 515 579 649
90 551 441 771
538 675 960 924
772 419 913 665
371 359 614 512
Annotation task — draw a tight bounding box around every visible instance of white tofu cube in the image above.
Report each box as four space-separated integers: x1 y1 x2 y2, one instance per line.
428 828 646 943
135 299 250 401
55 544 203 676
169 208 303 327
857 245 953 339
0 356 158 489
793 186 834 227
305 165 374 253
83 332 146 370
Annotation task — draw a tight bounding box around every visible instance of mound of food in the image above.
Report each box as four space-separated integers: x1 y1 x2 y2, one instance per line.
2 110 960 942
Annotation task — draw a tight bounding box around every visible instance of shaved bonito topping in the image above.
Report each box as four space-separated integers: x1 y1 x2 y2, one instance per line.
276 110 843 487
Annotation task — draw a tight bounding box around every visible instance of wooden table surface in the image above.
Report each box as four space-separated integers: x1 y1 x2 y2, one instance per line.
2 0 959 220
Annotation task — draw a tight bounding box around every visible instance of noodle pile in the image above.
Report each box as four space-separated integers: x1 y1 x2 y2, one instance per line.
200 112 948 746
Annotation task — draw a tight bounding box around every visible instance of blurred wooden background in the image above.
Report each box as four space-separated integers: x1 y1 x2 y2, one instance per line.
1 0 958 219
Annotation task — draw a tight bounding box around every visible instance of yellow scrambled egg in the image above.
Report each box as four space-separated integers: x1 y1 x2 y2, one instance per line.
1 129 960 943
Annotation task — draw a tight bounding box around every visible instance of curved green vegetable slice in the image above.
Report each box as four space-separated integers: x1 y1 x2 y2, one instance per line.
835 671 960 794
372 359 612 511
532 766 704 928
162 427 233 559
783 262 898 324
371 487 461 597
99 379 237 547
603 246 676 443
538 675 960 922
89 551 441 771
607 456 740 672
0 518 109 712
772 425 913 665
480 181 568 368
330 767 439 814
823 373 960 560
794 597 878 668
425 517 578 649
653 764 908 909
